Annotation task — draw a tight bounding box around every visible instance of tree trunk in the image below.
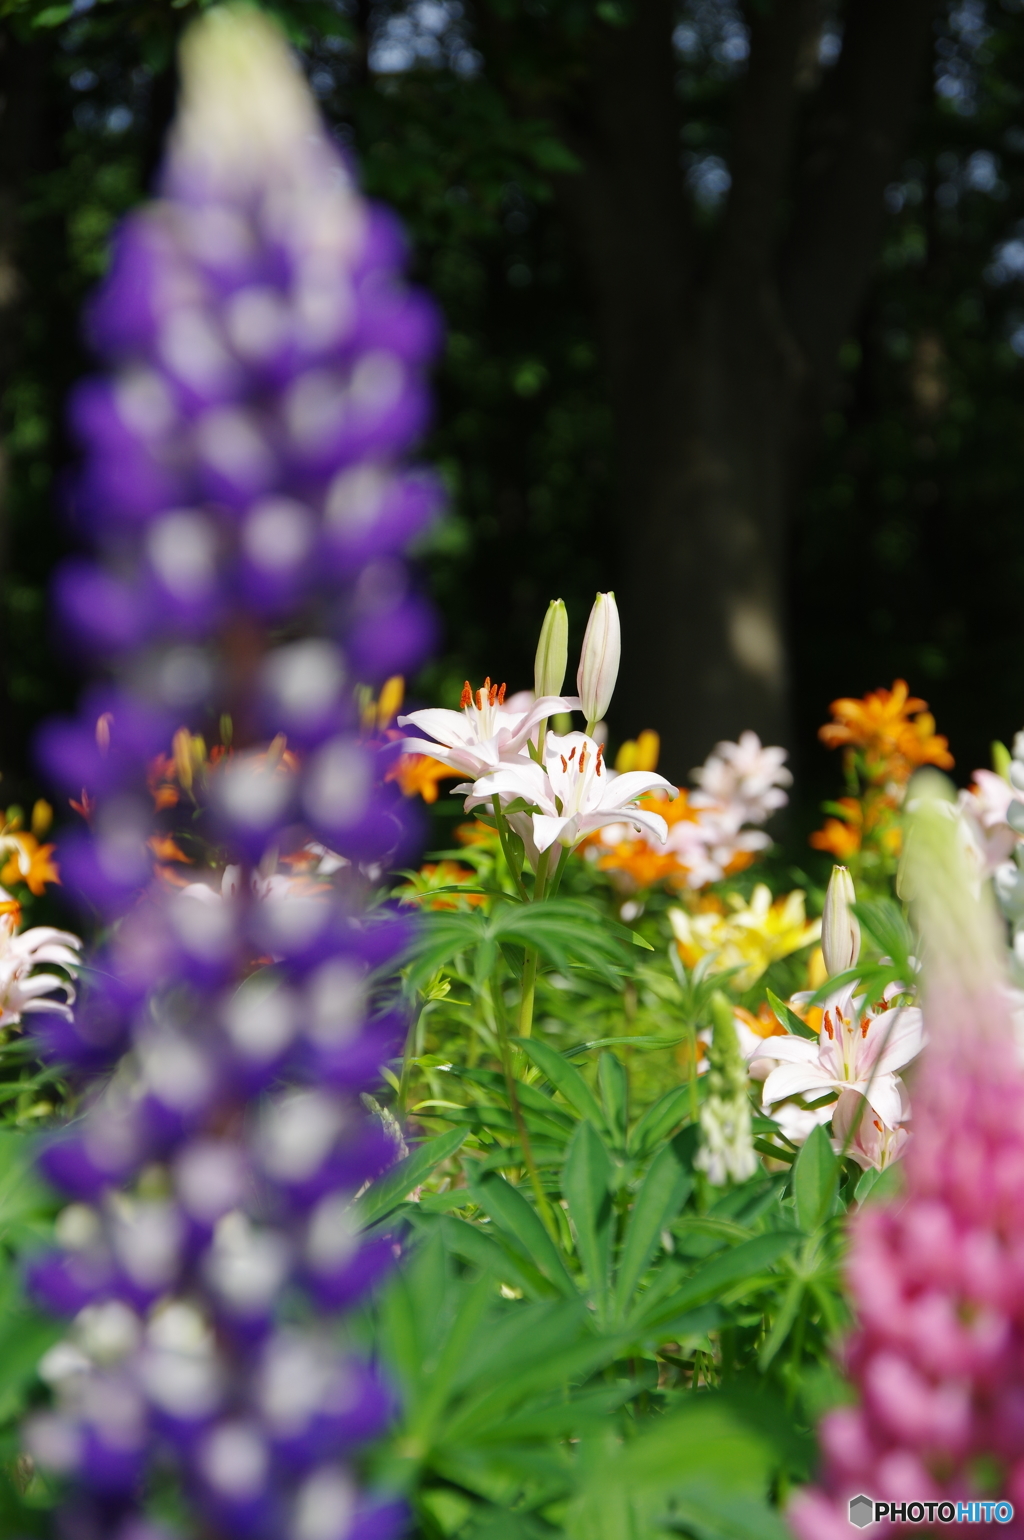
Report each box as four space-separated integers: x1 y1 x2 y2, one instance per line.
0 22 57 788
471 0 937 780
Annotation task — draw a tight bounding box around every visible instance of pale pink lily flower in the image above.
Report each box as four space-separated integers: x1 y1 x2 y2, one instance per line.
759 982 923 1130
463 731 675 855
0 895 82 1030
690 730 792 826
958 769 1018 876
397 685 580 780
832 1086 911 1172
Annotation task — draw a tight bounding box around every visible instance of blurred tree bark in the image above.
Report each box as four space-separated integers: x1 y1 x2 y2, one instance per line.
0 20 57 787
469 0 937 777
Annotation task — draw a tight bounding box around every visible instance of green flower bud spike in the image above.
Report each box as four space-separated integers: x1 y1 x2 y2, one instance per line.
534 598 568 699
695 991 757 1185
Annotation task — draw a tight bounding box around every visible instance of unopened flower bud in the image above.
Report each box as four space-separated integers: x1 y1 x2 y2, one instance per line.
534 600 568 699
577 592 620 731
821 865 861 978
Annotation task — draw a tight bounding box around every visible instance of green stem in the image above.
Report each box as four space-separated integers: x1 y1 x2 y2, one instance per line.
492 795 528 901
687 1020 699 1124
546 843 572 899
517 846 550 1040
492 980 559 1241
397 1003 426 1121
585 717 597 737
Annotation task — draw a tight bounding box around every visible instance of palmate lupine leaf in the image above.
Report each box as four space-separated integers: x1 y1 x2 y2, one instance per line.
627 1085 697 1157
564 1399 790 1540
613 1140 693 1322
598 1051 628 1146
402 898 641 997
562 1121 614 1321
357 1128 467 1229
468 1168 577 1298
515 1038 607 1129
627 1231 802 1335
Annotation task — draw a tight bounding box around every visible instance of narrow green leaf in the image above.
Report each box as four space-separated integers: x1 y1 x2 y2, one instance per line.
468 1170 577 1298
614 1142 692 1320
597 1052 628 1147
516 1038 606 1128
357 1129 466 1228
757 1275 804 1370
793 1124 839 1233
450 1298 593 1400
407 1270 493 1442
562 1121 614 1318
630 1231 801 1330
434 1215 557 1299
627 1083 693 1155
852 896 914 969
766 988 817 1040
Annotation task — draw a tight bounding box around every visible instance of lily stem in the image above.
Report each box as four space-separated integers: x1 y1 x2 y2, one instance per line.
518 846 550 1040
493 980 559 1241
492 795 528 901
546 844 571 899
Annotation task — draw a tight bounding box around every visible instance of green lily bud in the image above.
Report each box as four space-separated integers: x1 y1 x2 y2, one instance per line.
821 865 861 978
534 599 569 699
577 591 620 731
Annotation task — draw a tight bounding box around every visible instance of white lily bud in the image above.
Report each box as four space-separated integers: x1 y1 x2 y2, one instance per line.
534 600 568 699
577 592 620 731
821 865 861 978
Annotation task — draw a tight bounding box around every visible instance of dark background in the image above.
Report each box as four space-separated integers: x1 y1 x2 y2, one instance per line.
3 0 1024 817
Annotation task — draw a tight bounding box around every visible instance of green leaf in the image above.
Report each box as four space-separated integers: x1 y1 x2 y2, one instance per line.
757 1275 804 1371
765 988 817 1040
597 1052 627 1147
358 1129 466 1229
565 1399 789 1540
627 1083 693 1155
31 3 72 24
407 1270 494 1443
852 896 914 971
434 1215 557 1300
562 1122 614 1318
630 1231 801 1330
792 1124 839 1233
468 1170 577 1298
516 1038 606 1129
613 1140 692 1320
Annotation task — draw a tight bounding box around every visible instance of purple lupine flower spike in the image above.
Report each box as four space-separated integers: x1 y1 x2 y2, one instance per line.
26 9 437 1534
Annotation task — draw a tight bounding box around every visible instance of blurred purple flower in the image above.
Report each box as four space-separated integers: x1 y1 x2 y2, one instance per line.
26 8 434 1536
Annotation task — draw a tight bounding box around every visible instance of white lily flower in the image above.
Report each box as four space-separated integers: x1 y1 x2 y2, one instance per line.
463 731 675 855
398 679 580 781
0 896 82 1030
758 981 923 1129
